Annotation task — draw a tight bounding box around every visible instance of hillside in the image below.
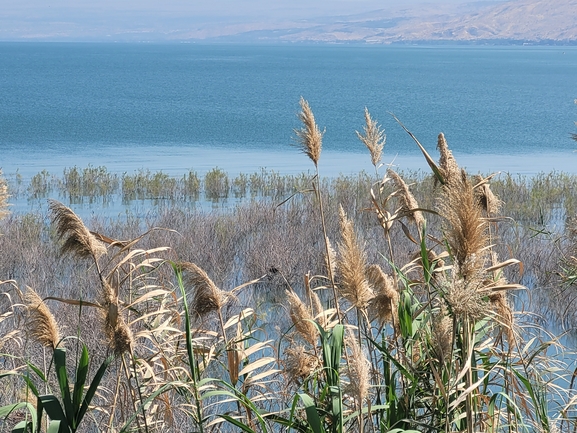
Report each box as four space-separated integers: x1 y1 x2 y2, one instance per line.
196 0 577 44
1 0 575 43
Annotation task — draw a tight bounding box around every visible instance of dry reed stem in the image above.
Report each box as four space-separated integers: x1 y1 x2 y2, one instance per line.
356 108 385 169
294 97 323 166
337 206 373 310
437 133 460 185
387 169 425 231
48 199 106 260
324 236 337 281
0 170 9 221
286 290 318 346
227 322 244 386
366 264 399 327
304 273 326 326
178 262 227 318
24 287 60 349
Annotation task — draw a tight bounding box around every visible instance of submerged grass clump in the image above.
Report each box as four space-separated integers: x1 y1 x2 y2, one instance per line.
2 102 577 432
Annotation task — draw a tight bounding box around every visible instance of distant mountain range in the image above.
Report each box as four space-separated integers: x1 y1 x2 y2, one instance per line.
1 0 575 44
195 0 577 44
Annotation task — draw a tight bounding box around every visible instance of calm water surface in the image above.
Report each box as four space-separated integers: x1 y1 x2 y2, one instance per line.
1 43 577 181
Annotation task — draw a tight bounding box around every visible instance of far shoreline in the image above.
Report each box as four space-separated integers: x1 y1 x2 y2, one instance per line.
3 146 577 182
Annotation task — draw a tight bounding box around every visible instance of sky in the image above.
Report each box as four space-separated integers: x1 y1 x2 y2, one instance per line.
6 0 501 20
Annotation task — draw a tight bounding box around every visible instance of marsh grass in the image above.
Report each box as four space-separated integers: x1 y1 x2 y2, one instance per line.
3 109 577 432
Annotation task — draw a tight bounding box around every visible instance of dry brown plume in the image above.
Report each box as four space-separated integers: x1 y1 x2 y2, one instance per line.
443 276 486 321
178 262 227 318
24 287 60 349
48 199 106 260
107 314 134 355
387 169 425 231
473 174 502 215
367 264 399 327
284 345 319 384
356 108 385 169
437 172 488 280
437 133 460 185
431 304 453 363
337 206 373 310
294 97 323 166
98 279 133 355
344 334 370 408
286 290 318 346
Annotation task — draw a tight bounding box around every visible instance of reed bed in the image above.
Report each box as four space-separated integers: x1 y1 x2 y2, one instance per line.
2 104 577 433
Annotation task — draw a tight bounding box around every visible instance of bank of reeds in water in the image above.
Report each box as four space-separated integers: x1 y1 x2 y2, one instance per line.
3 104 577 432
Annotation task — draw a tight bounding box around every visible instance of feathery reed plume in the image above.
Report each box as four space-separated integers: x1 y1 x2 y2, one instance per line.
366 264 399 327
443 275 486 321
98 280 133 355
48 199 106 260
356 108 385 170
284 345 319 384
0 170 9 220
344 334 370 408
387 169 425 231
437 172 488 280
24 287 60 349
473 174 502 215
294 97 323 166
178 262 227 318
337 206 374 309
286 290 318 346
437 133 460 185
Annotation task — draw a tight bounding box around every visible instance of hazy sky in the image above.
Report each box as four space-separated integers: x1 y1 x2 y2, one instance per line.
1 0 508 40
6 0 502 20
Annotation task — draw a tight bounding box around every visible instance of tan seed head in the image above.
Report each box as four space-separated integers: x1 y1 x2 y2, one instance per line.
294 97 323 166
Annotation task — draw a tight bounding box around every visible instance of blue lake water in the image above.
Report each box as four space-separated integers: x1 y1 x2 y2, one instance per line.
1 42 577 181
